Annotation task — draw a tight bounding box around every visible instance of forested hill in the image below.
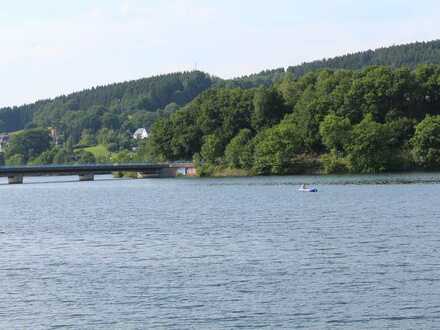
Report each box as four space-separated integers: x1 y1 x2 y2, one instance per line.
148 64 440 176
3 39 440 134
214 40 440 88
2 39 440 142
288 39 440 77
0 71 215 133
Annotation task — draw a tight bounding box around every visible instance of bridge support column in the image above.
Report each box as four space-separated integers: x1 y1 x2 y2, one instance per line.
79 174 94 182
8 175 23 184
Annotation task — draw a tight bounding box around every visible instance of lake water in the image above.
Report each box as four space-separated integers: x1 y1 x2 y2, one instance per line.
1 174 440 329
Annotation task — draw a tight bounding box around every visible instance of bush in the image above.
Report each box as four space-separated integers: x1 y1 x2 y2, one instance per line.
346 114 397 173
200 134 224 164
320 152 350 174
253 119 304 175
224 129 254 168
411 115 440 168
107 143 119 152
77 151 96 164
5 154 25 166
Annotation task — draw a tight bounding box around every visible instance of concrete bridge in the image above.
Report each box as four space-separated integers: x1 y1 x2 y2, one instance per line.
0 163 196 184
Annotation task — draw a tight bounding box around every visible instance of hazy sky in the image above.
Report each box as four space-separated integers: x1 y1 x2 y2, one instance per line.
1 0 439 107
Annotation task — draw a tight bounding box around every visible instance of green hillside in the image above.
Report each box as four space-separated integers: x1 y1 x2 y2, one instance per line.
0 71 215 135
148 64 440 175
222 39 440 87
288 39 440 77
2 39 440 138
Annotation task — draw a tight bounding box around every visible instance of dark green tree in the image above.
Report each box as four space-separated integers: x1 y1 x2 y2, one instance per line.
224 129 254 168
53 148 74 164
200 134 224 164
411 115 440 168
346 114 397 173
253 119 304 175
251 87 287 130
319 114 352 153
5 129 51 163
5 154 25 166
76 150 96 164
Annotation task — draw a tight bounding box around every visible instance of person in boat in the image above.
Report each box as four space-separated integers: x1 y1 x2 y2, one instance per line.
300 184 307 189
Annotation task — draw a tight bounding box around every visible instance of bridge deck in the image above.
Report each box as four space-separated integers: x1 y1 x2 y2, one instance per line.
0 163 194 177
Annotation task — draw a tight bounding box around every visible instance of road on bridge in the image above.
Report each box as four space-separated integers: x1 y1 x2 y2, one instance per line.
0 162 196 184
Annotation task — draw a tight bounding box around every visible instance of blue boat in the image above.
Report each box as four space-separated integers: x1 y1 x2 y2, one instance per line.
298 184 318 192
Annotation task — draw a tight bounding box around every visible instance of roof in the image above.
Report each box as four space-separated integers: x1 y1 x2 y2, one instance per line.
134 128 148 135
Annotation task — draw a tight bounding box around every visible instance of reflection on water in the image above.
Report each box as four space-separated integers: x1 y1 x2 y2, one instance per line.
1 174 440 328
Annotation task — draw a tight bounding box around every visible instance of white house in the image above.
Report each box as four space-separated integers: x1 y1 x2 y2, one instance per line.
133 128 149 140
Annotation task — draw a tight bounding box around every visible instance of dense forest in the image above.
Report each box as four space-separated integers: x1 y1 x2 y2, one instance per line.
219 40 440 88
147 64 440 175
3 39 440 135
3 40 440 174
288 40 440 77
0 71 215 135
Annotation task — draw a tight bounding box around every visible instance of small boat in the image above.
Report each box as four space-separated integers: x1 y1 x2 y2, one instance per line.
298 185 318 192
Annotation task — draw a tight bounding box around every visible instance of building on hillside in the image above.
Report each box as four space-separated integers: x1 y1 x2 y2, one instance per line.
0 134 10 153
49 127 61 145
133 128 149 140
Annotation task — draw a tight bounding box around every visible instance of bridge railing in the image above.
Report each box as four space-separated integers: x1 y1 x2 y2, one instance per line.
0 161 194 169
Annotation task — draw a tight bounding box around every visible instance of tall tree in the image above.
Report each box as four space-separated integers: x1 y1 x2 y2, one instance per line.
251 87 288 130
411 115 440 168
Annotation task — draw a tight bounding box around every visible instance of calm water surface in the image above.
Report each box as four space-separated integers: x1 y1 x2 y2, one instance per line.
1 174 440 329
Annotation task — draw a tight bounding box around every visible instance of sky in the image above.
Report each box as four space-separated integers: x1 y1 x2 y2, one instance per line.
1 0 440 107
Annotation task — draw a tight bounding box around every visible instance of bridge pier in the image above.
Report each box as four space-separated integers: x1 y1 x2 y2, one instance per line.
79 174 94 182
8 175 23 184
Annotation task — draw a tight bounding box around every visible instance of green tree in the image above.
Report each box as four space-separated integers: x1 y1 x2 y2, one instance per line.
148 118 175 161
224 129 254 168
5 154 25 166
346 114 397 173
101 112 120 130
319 114 352 153
320 150 350 174
251 87 287 130
253 119 304 175
79 129 96 146
411 115 440 168
5 129 51 163
96 128 118 145
169 106 203 160
386 117 416 148
76 150 96 164
291 86 329 152
200 134 224 164
29 148 59 165
111 150 135 163
53 148 74 164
